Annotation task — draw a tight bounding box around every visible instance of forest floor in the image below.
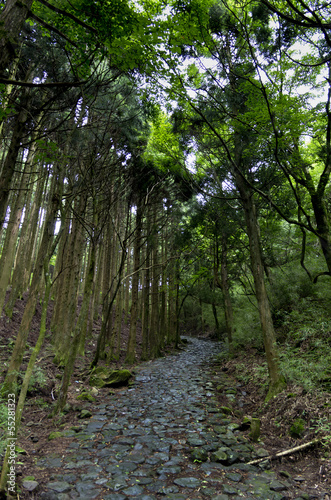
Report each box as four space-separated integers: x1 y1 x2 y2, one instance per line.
0 293 330 498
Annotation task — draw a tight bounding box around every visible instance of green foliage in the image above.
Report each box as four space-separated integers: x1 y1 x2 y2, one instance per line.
0 397 8 457
232 295 264 351
143 110 185 173
33 397 50 409
27 366 47 391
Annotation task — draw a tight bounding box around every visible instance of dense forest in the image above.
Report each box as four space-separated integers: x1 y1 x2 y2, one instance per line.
0 0 330 497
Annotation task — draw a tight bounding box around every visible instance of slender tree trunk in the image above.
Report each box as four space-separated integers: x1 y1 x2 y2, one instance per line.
234 171 286 401
211 303 220 337
52 240 96 415
0 0 33 76
0 268 51 496
220 233 233 348
91 205 130 368
1 169 63 397
0 96 30 229
141 218 151 360
125 198 143 364
124 209 132 323
149 206 160 358
78 241 96 356
88 242 102 337
5 168 48 317
159 230 167 346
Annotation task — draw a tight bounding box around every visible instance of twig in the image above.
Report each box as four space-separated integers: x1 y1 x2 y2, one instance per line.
247 437 328 465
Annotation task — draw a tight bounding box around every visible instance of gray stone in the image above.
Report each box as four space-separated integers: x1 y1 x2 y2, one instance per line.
46 481 72 493
161 486 180 494
270 480 288 492
157 465 182 474
106 475 128 491
22 480 39 491
102 493 126 499
75 481 99 494
127 452 146 463
256 447 269 457
174 477 201 488
105 462 138 474
225 472 242 482
145 480 166 492
121 484 145 495
223 484 238 495
80 472 99 481
187 437 205 446
162 495 186 500
40 493 59 500
134 496 157 500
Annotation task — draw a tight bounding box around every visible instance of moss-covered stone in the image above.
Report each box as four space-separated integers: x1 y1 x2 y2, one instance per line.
220 406 232 415
48 431 63 441
15 446 27 454
105 369 132 386
89 375 106 388
79 409 92 419
191 448 208 462
89 368 132 388
76 392 96 402
289 418 305 438
240 415 252 430
210 448 228 464
249 418 261 442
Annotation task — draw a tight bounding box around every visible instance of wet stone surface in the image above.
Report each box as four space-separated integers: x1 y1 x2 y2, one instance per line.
39 337 323 499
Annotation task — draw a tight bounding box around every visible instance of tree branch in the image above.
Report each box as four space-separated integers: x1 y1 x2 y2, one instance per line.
0 77 87 87
28 12 79 47
247 436 328 465
35 0 97 34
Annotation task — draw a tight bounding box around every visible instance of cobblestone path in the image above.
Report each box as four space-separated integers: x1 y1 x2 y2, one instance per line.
34 337 324 500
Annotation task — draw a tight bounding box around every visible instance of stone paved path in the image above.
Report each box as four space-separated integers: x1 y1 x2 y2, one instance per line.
35 337 324 500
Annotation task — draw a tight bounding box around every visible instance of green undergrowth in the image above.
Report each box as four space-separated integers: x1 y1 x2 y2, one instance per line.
226 260 331 395
229 313 331 395
0 397 8 458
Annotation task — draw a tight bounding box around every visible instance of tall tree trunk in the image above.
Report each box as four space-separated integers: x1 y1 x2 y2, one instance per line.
87 242 102 337
149 206 160 358
141 216 151 360
54 196 86 364
0 0 33 76
0 94 30 229
0 145 34 315
1 168 63 397
125 198 143 364
220 233 233 348
159 229 167 346
234 171 286 401
0 267 51 496
5 168 48 317
91 205 130 368
52 240 96 415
